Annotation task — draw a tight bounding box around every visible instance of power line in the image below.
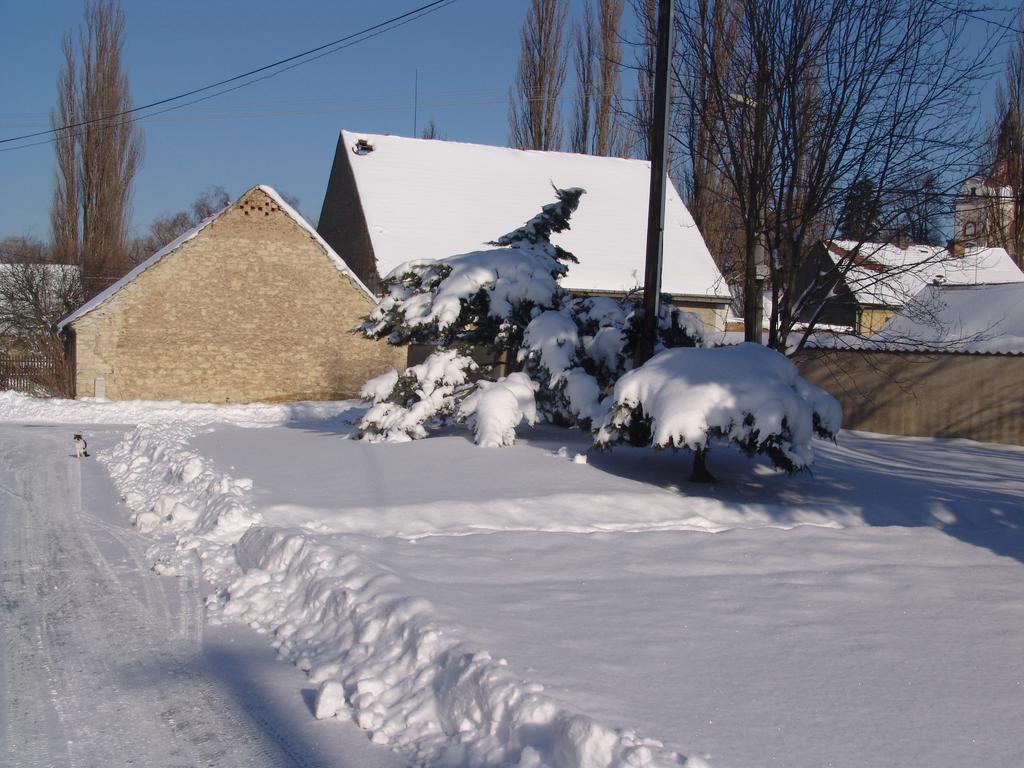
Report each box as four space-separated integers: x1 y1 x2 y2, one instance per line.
0 0 455 147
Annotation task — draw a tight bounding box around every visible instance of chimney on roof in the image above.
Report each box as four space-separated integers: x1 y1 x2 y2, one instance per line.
946 238 964 258
894 231 909 249
352 138 375 155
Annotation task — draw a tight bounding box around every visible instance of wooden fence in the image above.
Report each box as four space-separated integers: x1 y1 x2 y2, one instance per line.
0 350 70 397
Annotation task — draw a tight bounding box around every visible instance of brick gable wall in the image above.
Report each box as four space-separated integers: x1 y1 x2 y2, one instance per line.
69 188 406 402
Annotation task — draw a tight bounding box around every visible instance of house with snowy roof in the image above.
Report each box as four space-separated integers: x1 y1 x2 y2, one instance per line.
798 281 1024 445
316 131 732 330
795 239 1024 334
58 185 404 402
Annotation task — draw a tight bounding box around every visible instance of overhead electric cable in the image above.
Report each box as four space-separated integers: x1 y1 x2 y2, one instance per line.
0 0 454 146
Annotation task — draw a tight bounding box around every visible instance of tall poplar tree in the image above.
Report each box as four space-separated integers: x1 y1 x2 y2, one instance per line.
50 0 143 300
509 0 570 151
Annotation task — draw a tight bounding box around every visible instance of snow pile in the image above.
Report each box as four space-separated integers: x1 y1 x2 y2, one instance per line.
598 343 841 471
102 424 706 768
0 390 360 427
100 424 261 582
228 527 700 768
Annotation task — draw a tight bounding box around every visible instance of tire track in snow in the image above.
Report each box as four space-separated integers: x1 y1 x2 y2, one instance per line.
0 426 306 768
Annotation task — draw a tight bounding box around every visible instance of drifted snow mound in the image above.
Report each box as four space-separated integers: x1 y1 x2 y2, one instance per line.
598 343 841 471
100 424 262 583
0 390 360 427
229 527 700 768
101 425 707 768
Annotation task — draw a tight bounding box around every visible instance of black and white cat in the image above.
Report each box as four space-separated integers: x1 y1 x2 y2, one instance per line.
73 433 89 458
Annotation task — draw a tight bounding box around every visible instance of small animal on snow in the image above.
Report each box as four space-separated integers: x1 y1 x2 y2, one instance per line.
73 434 89 458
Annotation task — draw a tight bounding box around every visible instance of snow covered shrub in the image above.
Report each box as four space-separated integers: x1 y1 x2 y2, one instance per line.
518 296 704 427
596 343 842 479
360 187 704 446
358 350 477 442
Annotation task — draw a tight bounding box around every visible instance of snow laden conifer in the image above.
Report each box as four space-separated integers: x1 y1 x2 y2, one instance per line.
357 187 704 445
595 343 842 480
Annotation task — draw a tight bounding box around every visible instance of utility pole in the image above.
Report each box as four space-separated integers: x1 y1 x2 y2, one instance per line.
634 0 673 366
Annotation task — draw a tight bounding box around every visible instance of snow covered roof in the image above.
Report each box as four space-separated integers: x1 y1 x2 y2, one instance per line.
824 240 1023 307
807 282 1024 355
874 282 1024 354
339 131 731 300
58 184 374 331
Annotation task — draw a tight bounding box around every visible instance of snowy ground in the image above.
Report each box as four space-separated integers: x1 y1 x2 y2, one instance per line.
2 394 1023 768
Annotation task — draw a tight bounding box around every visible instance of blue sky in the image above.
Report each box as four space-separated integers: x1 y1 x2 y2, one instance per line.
0 1 538 238
0 1 1016 242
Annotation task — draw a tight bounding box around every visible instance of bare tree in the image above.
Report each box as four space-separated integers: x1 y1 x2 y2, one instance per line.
573 0 626 156
51 35 80 269
421 119 443 140
984 23 1024 268
0 237 82 395
570 3 596 153
890 173 946 246
670 0 994 352
509 0 570 151
593 0 626 156
0 236 51 266
626 0 658 159
676 0 744 286
51 0 143 301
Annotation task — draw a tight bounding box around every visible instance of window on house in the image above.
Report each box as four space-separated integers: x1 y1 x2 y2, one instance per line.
964 221 977 237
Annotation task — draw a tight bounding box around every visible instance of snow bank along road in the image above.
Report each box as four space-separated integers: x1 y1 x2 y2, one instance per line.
0 424 404 768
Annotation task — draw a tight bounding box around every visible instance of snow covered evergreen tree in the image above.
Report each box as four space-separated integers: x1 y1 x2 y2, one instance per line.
358 187 704 445
595 343 842 480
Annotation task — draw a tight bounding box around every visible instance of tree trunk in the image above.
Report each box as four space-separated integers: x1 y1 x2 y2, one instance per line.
689 447 716 483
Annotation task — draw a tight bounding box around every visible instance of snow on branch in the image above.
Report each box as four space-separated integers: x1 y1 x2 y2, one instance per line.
357 186 705 448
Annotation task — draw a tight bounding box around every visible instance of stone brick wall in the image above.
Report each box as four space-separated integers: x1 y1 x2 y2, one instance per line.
70 187 406 403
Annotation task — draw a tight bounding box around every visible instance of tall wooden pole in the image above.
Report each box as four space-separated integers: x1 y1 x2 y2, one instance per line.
635 0 674 366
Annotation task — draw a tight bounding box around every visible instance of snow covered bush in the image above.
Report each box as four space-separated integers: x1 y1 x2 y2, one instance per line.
359 187 704 446
596 343 842 479
359 350 477 442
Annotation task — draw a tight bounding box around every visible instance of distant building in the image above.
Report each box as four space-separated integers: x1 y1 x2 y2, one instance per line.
954 175 1015 255
799 282 1024 445
58 185 405 402
795 239 1023 335
317 131 733 330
